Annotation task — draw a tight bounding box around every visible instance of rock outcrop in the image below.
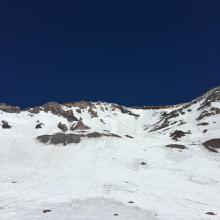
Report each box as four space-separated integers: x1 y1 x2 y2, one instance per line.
170 130 191 141
57 122 68 132
0 103 20 113
35 123 44 129
29 102 78 122
203 139 220 153
37 133 82 145
37 131 121 145
70 118 90 131
1 120 12 129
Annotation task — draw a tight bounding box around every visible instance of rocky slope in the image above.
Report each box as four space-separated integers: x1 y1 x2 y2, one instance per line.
0 87 220 220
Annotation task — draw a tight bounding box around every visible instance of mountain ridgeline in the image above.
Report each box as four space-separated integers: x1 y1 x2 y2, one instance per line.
1 86 220 151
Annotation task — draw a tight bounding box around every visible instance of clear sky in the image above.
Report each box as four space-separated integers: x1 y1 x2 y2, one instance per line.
0 1 220 108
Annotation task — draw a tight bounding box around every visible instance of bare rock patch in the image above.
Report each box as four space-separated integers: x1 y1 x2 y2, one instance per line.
37 133 82 145
203 139 220 153
166 144 187 149
70 118 90 130
35 123 44 129
58 122 68 132
170 130 191 141
125 135 134 138
1 120 12 129
0 103 20 113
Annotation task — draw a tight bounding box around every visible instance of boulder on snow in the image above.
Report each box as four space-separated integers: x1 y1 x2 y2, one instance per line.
170 130 191 141
206 212 216 215
35 123 44 129
42 209 51 213
57 122 68 132
1 120 12 129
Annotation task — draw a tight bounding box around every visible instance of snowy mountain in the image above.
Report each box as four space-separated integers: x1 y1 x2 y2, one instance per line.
0 87 220 220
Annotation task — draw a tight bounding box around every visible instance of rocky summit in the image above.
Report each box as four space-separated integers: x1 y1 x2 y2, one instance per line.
0 87 220 220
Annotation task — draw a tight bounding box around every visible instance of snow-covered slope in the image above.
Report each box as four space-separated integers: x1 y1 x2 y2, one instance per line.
0 87 220 220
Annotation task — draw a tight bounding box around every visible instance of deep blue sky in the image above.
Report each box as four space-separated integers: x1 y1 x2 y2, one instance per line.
0 1 220 108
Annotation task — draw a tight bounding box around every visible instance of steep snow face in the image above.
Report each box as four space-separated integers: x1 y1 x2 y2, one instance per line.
0 87 220 220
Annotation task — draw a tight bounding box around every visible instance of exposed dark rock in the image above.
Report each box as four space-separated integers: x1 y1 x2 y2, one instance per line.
128 201 134 203
178 109 185 115
125 135 134 138
35 123 44 129
0 103 20 113
42 209 51 213
178 120 186 126
206 212 216 215
34 102 78 122
57 122 68 132
28 107 42 114
64 101 93 109
76 108 81 113
36 135 50 143
1 120 12 129
37 133 82 145
37 131 121 145
204 146 218 153
170 130 191 141
86 132 121 138
112 104 140 117
138 105 181 110
42 102 62 114
198 87 220 110
160 111 168 118
197 108 220 121
71 118 90 130
203 139 220 153
170 121 177 125
203 129 208 133
70 123 76 131
150 110 179 132
166 144 187 149
140 162 147 165
147 87 220 132
63 110 78 122
88 108 98 118
107 133 121 138
86 132 103 138
197 111 212 121
203 139 220 149
197 122 209 126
